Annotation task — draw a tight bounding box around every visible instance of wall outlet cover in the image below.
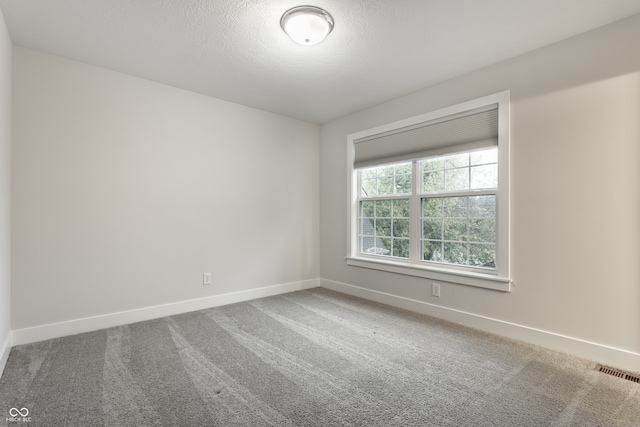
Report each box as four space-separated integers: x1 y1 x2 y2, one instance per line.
432 283 440 297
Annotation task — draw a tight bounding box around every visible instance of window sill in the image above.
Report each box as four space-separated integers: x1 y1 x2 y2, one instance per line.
346 256 511 292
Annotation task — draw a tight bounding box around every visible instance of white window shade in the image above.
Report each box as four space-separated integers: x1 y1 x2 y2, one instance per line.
353 104 498 169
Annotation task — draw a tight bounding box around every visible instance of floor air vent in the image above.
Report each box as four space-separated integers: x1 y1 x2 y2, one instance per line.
595 364 640 384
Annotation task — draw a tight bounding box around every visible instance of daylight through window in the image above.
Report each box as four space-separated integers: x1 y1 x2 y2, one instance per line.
357 147 498 269
348 91 510 291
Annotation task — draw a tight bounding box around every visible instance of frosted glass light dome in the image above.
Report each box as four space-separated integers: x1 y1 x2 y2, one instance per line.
281 6 334 45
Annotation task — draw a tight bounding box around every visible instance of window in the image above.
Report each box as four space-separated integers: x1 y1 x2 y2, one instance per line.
359 162 411 258
347 92 510 291
421 148 497 269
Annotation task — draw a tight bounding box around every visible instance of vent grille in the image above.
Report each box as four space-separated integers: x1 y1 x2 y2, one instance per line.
595 364 640 384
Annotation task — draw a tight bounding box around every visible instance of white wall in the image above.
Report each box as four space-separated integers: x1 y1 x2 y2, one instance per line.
12 47 320 331
0 7 11 373
320 14 640 370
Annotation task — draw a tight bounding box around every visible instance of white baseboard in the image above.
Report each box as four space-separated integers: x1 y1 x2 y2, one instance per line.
320 278 640 374
12 279 319 346
0 330 11 378
10 277 640 374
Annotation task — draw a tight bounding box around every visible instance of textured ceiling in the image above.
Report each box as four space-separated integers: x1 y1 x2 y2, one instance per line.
1 0 640 123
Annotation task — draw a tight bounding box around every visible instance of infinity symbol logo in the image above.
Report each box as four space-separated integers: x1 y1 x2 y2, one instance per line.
9 407 29 417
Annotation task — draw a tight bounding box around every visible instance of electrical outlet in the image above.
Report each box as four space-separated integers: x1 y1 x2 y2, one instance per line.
431 283 440 297
203 273 212 285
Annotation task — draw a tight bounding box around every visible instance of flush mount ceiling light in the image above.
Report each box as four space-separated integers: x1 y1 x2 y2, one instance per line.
280 6 334 45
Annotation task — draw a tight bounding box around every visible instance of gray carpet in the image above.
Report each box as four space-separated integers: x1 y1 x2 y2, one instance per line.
1 288 638 426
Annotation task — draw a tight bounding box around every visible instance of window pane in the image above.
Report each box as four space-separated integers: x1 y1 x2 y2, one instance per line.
393 219 410 238
376 219 392 237
361 235 376 252
470 147 497 165
393 199 410 217
469 244 495 268
360 217 375 236
379 175 394 195
423 198 442 217
359 161 412 197
375 200 392 217
445 167 469 191
423 171 444 192
446 153 469 168
361 168 378 180
362 178 377 196
361 201 374 218
379 238 392 255
395 174 412 194
423 219 442 240
443 197 468 218
470 164 497 189
423 158 444 172
443 242 468 265
469 195 495 218
443 219 467 241
469 218 496 243
395 163 412 175
423 241 443 262
393 238 410 258
363 243 388 256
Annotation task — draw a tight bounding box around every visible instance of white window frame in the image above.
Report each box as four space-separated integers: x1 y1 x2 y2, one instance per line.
347 91 511 292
